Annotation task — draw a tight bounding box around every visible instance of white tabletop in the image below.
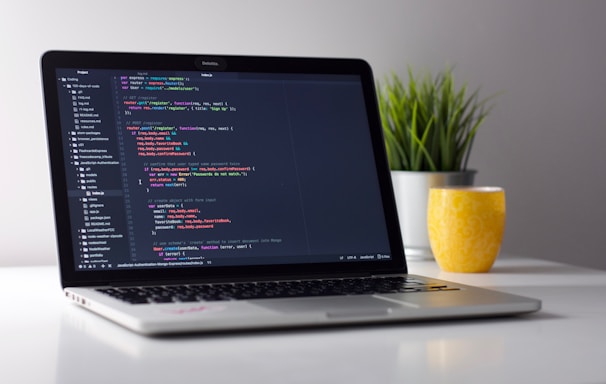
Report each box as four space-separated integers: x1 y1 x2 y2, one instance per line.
2 256 606 384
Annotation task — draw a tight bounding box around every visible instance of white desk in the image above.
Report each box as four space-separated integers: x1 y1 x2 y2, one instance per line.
2 256 606 384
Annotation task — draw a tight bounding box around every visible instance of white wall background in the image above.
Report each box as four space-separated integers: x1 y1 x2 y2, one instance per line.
1 0 605 269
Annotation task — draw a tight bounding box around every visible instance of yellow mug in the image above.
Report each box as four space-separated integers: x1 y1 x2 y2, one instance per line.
427 186 506 273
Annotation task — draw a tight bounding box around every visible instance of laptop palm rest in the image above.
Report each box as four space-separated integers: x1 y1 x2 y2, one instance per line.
253 296 413 317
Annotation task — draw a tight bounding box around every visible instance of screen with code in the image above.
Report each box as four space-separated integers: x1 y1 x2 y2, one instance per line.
54 68 392 271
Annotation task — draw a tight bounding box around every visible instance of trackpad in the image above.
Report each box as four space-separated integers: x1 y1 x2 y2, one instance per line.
254 296 408 318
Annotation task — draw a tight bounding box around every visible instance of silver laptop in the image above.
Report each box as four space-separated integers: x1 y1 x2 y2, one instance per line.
41 50 540 335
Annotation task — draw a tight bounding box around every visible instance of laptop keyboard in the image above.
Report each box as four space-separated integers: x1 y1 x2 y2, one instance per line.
96 276 459 304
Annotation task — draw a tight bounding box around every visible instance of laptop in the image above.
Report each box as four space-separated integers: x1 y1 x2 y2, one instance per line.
41 50 540 335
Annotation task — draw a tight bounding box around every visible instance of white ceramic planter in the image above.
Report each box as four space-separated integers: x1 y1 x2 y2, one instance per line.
391 170 476 260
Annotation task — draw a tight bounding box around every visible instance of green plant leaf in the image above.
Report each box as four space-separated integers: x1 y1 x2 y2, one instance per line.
377 66 498 172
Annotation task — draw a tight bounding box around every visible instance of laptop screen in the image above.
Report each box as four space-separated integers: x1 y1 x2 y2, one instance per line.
42 52 406 284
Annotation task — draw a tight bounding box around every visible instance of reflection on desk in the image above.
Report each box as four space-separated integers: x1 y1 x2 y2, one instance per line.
1 256 606 384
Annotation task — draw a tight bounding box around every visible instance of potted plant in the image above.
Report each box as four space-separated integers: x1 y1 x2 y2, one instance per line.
377 67 495 260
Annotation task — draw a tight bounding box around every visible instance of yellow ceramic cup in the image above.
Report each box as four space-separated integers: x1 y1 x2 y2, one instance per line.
427 186 506 273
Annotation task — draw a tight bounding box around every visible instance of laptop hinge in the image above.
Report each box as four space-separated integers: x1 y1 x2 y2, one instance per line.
108 272 377 287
